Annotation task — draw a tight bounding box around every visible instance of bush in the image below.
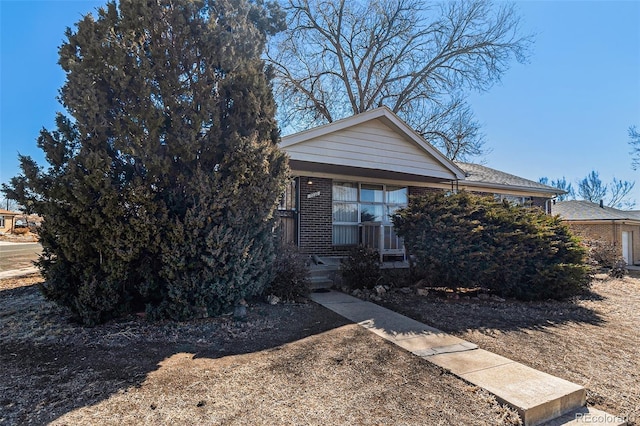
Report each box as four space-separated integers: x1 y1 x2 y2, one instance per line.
340 246 382 290
266 242 310 301
7 0 288 325
393 191 590 300
583 239 627 278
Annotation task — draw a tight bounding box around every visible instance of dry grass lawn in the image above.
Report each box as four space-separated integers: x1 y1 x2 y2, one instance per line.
1 274 520 425
380 274 640 426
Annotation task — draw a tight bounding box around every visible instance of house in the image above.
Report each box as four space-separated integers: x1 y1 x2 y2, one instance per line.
551 200 640 266
277 107 561 261
0 209 18 234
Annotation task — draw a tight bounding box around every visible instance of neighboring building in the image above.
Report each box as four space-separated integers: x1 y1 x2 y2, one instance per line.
551 200 640 266
278 107 561 260
0 209 18 234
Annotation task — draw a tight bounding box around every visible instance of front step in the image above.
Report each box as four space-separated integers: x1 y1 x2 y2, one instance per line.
308 260 341 290
429 348 585 426
309 276 334 290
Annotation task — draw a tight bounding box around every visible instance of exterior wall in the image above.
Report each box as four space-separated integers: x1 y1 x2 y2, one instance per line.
298 176 333 256
408 186 443 197
284 119 457 179
620 224 640 265
564 222 640 265
408 188 550 212
0 215 15 233
566 223 616 245
531 197 550 213
297 180 558 258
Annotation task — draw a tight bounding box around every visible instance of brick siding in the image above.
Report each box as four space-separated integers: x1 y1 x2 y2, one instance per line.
298 177 333 256
297 180 559 258
565 222 640 265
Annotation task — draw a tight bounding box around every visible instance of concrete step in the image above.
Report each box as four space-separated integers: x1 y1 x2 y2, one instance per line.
309 268 338 278
428 349 586 425
542 407 627 425
309 265 340 290
309 278 333 290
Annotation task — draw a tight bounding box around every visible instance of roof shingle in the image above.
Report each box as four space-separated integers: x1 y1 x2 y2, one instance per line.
551 200 640 221
455 162 561 194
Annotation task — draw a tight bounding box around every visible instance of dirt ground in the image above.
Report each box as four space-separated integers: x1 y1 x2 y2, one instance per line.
0 274 521 426
0 233 39 243
378 275 640 426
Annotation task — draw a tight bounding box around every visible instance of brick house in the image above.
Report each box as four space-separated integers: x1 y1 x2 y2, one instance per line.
278 107 561 260
551 200 640 266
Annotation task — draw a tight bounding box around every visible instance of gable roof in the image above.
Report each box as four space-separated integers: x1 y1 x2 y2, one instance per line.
0 209 18 216
280 107 466 181
456 162 562 195
551 200 640 221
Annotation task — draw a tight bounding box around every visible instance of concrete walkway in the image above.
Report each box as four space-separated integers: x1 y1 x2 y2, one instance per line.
0 266 39 280
310 290 626 426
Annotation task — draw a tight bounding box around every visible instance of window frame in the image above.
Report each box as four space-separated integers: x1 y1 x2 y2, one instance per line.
332 181 408 246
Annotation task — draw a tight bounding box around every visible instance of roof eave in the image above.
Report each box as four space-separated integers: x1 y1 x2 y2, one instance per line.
460 180 563 196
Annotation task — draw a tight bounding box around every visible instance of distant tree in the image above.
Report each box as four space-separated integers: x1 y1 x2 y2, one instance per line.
577 171 610 204
608 178 636 209
2 0 288 325
541 172 635 208
538 176 575 201
576 171 635 209
630 126 640 170
0 195 19 212
267 0 532 160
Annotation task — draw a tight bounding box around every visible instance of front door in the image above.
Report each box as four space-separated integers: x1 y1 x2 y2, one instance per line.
277 179 298 245
622 231 632 265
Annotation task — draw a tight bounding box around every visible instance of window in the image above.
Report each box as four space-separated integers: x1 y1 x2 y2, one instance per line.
333 182 359 245
495 194 526 206
0 216 4 228
332 182 408 245
360 184 383 202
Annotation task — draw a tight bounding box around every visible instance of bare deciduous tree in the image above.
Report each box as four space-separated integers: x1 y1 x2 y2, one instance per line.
577 171 635 209
578 171 610 204
539 176 575 201
0 196 19 212
608 178 636 209
629 125 640 170
267 0 532 160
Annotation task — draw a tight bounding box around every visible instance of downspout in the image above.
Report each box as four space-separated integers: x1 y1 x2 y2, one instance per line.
545 196 555 215
295 176 301 247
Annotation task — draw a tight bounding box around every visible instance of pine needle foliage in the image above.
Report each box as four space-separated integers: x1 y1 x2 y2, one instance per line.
393 191 590 300
2 0 288 325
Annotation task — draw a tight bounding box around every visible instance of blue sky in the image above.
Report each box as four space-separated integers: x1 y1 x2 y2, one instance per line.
1 1 639 204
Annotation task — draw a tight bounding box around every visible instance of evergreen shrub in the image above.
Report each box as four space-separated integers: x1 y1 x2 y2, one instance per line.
3 0 288 325
392 191 590 300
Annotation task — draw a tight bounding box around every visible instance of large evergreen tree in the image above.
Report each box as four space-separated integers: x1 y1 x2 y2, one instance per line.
2 0 288 325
